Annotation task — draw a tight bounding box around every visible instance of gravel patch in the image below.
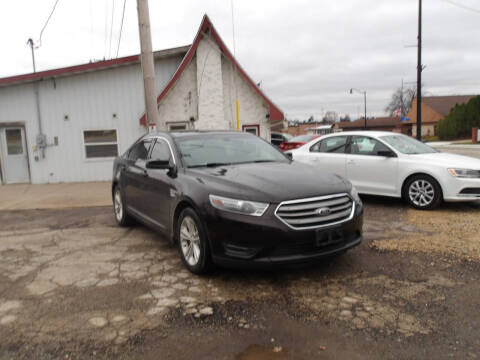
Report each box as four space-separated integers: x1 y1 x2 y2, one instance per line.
371 205 480 261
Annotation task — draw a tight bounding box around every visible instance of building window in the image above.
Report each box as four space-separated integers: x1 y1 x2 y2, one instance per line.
167 122 189 131
83 130 118 159
242 124 260 136
5 129 23 155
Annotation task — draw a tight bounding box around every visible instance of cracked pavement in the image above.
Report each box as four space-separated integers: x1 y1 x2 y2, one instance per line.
0 198 479 359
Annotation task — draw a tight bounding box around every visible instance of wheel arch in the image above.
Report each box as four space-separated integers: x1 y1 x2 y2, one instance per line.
401 172 445 200
171 197 204 244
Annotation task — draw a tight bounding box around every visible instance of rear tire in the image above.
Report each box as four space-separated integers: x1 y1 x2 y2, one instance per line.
403 174 442 210
113 186 135 226
176 208 212 274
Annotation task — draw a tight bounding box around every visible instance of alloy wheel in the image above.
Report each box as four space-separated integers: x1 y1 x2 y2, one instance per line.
114 189 123 222
180 216 201 266
408 179 435 207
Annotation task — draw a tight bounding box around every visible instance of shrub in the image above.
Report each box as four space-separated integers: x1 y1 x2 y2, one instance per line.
438 96 480 140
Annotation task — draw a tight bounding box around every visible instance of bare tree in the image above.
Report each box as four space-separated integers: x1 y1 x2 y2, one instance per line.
385 87 416 117
322 111 338 124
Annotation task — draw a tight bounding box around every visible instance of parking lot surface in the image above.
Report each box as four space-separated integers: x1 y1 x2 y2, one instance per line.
0 197 479 359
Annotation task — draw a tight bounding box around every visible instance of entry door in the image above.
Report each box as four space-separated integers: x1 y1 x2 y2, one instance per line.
1 127 30 184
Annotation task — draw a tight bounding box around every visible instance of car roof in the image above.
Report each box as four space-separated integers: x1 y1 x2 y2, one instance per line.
147 130 248 138
320 131 402 138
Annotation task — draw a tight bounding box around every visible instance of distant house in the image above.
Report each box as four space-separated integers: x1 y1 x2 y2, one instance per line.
285 122 318 136
337 117 402 132
306 124 336 135
406 95 475 138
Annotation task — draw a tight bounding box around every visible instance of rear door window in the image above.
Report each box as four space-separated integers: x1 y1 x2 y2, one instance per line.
310 136 348 153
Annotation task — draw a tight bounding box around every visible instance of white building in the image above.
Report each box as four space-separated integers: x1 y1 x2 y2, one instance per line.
0 15 284 184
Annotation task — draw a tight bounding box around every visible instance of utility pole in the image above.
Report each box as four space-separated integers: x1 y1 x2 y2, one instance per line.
416 0 422 140
136 0 161 129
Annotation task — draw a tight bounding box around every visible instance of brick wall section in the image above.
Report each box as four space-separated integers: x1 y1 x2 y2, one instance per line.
195 38 228 130
221 57 270 139
157 60 198 126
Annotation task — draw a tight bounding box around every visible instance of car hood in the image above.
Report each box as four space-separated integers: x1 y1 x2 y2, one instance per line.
187 161 351 203
407 152 480 169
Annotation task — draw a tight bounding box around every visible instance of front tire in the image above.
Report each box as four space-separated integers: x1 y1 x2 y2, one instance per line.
176 208 212 274
113 186 134 226
403 175 442 210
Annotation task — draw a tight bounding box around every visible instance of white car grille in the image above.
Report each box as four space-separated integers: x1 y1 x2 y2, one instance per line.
275 193 355 230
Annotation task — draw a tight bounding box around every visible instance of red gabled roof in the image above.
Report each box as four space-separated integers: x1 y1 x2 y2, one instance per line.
140 14 284 126
0 46 189 87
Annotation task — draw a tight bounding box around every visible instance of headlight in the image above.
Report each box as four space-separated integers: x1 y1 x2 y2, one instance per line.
448 168 480 179
349 185 362 203
209 195 269 216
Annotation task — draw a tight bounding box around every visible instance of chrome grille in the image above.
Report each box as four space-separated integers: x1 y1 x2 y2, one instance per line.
275 193 355 230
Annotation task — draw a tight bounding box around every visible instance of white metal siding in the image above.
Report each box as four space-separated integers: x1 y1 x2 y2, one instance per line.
0 55 183 184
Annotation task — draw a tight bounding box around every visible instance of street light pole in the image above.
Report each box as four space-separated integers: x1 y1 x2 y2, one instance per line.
363 91 367 129
350 88 367 129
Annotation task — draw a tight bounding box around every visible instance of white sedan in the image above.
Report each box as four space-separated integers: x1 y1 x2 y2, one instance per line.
289 131 480 209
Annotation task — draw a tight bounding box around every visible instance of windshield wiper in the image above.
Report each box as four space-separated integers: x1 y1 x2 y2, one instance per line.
189 162 232 168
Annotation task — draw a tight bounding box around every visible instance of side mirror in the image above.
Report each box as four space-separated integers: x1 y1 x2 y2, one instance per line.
146 159 171 169
377 150 397 158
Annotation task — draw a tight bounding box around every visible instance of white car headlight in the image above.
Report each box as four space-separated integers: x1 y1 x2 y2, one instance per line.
448 168 480 179
209 195 269 216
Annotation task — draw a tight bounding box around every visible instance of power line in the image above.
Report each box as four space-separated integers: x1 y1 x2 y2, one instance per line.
443 0 480 13
104 0 109 58
38 0 61 47
116 0 127 58
108 0 116 58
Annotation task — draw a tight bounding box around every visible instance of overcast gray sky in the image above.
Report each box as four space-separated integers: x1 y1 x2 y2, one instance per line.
1 0 479 120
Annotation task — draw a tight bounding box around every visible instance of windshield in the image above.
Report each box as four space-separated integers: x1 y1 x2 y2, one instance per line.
175 133 289 168
380 135 437 154
290 134 316 143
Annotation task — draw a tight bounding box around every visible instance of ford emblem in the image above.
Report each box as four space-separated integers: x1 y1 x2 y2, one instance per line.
316 207 331 216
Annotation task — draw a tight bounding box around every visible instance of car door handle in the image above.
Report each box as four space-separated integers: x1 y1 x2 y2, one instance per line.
347 160 355 164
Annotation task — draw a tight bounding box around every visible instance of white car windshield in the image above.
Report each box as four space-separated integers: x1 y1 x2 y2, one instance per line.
380 135 437 154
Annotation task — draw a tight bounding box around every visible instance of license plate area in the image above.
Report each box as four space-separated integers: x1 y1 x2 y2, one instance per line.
315 227 344 247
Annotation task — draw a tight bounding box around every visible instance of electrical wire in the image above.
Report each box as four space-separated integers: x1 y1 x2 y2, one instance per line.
108 0 116 58
37 0 61 47
116 0 127 58
443 0 480 13
104 0 109 58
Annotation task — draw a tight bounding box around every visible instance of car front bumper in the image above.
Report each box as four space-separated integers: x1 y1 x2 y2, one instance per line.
203 203 363 268
442 176 480 202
